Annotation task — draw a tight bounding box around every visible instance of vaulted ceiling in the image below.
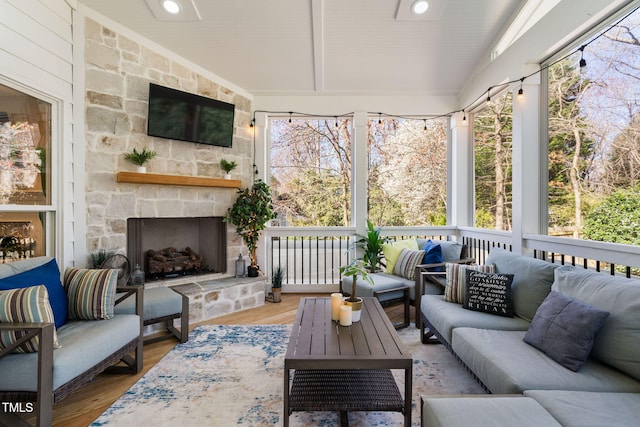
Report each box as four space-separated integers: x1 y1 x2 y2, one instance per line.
77 0 523 97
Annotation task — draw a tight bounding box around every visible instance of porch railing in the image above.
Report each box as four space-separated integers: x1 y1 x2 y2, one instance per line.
265 225 640 289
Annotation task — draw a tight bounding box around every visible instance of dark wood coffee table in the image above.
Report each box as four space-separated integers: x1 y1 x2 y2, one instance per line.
284 297 412 426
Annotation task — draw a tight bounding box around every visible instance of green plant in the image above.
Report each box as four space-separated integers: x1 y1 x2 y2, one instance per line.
225 180 277 268
89 249 115 268
272 265 285 288
124 147 157 166
340 259 373 302
220 159 238 174
355 219 388 272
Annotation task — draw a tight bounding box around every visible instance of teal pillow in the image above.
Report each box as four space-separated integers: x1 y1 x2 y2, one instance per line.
0 259 67 328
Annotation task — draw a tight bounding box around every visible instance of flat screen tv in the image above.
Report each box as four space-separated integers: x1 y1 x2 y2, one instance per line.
147 83 235 147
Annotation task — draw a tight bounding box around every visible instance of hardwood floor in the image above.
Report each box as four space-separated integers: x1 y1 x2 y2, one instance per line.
43 294 413 426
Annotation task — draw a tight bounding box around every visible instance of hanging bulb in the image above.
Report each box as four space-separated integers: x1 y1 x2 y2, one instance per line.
486 92 492 107
462 111 467 123
249 119 254 128
423 119 427 131
378 113 382 125
335 117 338 127
517 78 524 99
288 112 292 124
579 45 587 70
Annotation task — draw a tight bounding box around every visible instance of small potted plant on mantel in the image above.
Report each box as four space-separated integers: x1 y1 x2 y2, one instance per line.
339 258 373 322
124 147 157 173
220 159 238 179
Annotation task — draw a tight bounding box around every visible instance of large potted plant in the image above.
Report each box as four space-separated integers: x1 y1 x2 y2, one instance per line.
339 259 373 322
355 219 388 273
225 180 276 277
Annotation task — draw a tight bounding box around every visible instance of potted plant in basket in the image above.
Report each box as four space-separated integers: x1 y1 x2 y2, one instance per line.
220 159 238 179
355 219 388 273
225 180 276 277
124 147 157 173
339 259 373 322
270 265 284 303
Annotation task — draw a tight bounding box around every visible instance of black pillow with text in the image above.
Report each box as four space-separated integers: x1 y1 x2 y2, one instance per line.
463 270 515 317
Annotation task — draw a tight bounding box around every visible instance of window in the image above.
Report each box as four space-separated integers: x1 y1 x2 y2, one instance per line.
546 6 640 246
368 118 447 226
270 117 352 226
0 82 53 262
473 91 513 230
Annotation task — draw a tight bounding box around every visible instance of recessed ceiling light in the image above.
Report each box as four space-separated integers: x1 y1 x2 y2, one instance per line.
412 0 429 15
162 0 181 14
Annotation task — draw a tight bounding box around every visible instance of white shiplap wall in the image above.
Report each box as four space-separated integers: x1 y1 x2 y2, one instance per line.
0 0 76 267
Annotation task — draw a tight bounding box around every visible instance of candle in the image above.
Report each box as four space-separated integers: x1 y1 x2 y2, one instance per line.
339 305 352 326
330 293 343 321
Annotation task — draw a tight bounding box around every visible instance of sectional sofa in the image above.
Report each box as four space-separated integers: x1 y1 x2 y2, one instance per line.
419 247 640 426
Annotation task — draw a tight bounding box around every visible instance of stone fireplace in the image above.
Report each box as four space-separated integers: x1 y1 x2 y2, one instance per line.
127 217 227 280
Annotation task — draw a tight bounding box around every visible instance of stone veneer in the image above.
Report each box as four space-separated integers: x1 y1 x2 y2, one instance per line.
83 17 253 276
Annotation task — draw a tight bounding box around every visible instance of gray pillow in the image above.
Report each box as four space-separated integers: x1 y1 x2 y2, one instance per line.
439 241 463 262
486 247 558 321
523 291 609 372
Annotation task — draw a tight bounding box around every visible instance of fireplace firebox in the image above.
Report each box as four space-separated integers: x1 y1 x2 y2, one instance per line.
127 217 226 280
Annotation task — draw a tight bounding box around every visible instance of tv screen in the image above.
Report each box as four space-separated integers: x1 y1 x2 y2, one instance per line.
147 83 235 147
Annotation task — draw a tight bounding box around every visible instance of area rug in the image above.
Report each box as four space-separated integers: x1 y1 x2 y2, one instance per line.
91 324 484 426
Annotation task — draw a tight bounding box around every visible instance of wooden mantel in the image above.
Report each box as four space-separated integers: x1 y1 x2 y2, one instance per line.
116 171 242 188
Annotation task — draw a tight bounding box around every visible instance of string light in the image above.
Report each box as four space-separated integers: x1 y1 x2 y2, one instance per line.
288 111 293 123
462 111 467 123
517 78 524 99
378 112 382 125
579 45 587 69
423 119 427 130
486 89 492 106
334 116 338 127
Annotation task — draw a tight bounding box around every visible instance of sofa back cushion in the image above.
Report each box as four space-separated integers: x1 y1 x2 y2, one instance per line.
64 268 118 320
485 247 558 322
552 266 640 380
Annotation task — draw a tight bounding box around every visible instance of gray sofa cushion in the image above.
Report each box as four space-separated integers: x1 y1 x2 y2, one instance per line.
0 314 140 391
523 291 609 372
452 327 640 394
524 390 640 427
421 295 530 344
422 396 561 427
552 266 640 380
485 247 558 321
342 272 413 301
115 286 183 321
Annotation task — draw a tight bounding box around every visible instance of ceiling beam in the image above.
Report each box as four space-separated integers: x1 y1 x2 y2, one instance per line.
311 0 325 92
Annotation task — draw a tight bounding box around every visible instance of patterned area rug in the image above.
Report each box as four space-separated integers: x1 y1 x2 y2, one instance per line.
91 324 484 426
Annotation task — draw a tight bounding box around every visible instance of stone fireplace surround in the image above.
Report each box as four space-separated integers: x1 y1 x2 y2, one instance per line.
83 17 265 326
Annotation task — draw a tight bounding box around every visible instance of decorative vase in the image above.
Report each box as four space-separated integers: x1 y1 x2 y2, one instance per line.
136 166 147 173
272 287 282 303
344 297 363 322
248 265 259 277
224 173 232 180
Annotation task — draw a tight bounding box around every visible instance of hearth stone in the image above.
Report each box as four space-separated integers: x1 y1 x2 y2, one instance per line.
167 276 266 324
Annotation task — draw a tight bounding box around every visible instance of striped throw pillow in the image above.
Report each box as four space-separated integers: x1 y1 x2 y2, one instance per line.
0 285 59 353
64 268 118 320
444 263 496 303
393 248 426 280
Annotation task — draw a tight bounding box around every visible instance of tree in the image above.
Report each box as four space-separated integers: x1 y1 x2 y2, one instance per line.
548 58 596 236
583 186 640 245
473 91 513 230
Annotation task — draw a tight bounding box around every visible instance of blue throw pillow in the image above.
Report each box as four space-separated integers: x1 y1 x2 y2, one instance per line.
0 259 67 328
422 240 443 271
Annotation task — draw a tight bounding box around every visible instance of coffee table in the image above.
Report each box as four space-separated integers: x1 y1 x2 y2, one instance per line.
284 297 413 426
